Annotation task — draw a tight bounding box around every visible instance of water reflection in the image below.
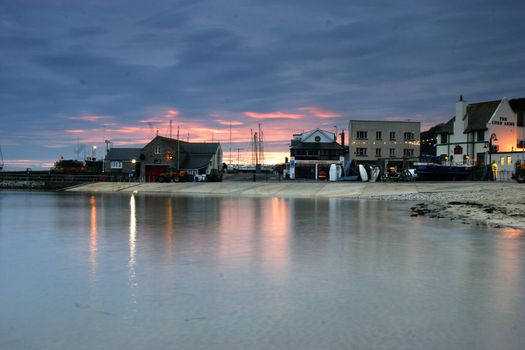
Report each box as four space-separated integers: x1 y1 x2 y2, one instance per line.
164 196 174 263
2 192 525 350
129 194 137 292
89 194 97 280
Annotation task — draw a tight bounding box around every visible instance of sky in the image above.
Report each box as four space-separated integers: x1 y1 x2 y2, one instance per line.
1 0 525 169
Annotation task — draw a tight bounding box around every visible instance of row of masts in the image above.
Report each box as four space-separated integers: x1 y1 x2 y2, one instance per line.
251 123 265 166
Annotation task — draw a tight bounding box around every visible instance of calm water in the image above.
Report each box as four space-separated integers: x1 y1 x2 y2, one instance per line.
1 191 525 350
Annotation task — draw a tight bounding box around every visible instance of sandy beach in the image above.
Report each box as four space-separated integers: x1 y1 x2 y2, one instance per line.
69 181 525 230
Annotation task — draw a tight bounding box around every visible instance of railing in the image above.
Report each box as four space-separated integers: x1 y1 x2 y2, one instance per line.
437 159 478 167
0 172 119 183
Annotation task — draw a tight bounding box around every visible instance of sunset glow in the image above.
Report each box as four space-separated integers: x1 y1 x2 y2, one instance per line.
299 107 341 118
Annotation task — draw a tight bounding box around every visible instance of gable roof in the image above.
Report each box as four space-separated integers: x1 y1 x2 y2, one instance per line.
509 98 525 114
435 117 455 134
464 100 501 133
143 135 221 170
105 148 142 161
294 128 335 143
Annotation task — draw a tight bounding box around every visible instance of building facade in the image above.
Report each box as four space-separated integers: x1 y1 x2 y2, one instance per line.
348 120 421 163
140 136 222 182
435 96 525 179
103 148 142 179
289 128 346 180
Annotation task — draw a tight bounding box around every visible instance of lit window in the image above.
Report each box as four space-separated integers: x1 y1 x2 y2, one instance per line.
507 156 512 167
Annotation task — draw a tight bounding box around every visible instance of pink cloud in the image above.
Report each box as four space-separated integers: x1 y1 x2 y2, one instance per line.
299 107 341 118
215 119 244 126
64 129 85 133
139 118 164 123
166 109 180 117
244 111 304 120
69 115 111 122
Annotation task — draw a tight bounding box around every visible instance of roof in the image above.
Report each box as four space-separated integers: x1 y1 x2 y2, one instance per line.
464 100 500 132
105 148 142 161
435 117 455 134
184 154 214 170
146 135 220 154
182 142 221 154
509 98 525 114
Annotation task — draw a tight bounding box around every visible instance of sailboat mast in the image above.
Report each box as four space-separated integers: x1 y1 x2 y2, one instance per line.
0 145 4 171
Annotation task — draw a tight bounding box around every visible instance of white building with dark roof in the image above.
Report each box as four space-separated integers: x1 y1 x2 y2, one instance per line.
289 128 346 180
436 96 525 179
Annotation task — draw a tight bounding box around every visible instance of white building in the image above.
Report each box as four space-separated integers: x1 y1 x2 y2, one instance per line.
289 128 346 180
435 96 525 180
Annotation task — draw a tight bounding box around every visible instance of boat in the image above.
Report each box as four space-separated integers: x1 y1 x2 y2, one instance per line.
414 161 474 181
329 164 337 181
358 164 368 182
369 166 380 182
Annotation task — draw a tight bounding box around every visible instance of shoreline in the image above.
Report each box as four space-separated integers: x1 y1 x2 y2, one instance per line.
67 181 525 231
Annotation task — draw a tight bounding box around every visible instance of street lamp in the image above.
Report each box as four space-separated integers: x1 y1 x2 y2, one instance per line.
131 159 137 182
488 133 498 165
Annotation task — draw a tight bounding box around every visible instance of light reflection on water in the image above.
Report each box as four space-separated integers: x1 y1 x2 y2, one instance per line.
1 191 525 350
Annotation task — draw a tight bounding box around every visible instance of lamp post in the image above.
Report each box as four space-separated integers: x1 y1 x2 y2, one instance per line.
488 133 498 165
131 159 136 182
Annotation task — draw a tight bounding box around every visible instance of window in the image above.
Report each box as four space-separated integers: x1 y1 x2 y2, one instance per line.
375 148 382 157
376 131 382 140
389 132 396 140
154 145 161 154
403 132 414 140
476 131 484 142
355 148 367 156
389 148 396 157
440 133 448 144
403 149 414 157
356 131 368 139
110 161 123 169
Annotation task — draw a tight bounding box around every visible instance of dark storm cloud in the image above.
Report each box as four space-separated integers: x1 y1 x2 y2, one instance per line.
67 26 109 38
138 11 190 30
1 0 525 167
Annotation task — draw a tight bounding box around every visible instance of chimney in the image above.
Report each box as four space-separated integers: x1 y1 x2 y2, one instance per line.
456 95 467 132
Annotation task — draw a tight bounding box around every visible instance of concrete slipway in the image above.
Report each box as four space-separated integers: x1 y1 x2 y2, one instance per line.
66 181 493 199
